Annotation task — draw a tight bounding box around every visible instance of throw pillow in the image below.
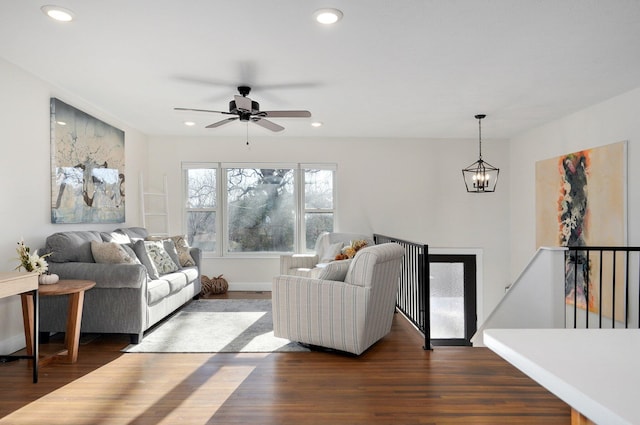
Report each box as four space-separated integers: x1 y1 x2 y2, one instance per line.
161 239 182 269
132 240 160 280
317 259 352 281
90 241 137 264
146 235 195 267
144 240 179 275
320 242 343 263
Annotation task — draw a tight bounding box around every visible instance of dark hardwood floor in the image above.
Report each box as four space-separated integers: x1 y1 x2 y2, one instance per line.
0 292 570 424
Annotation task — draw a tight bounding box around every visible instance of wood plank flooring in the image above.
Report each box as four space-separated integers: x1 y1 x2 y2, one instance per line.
0 292 570 424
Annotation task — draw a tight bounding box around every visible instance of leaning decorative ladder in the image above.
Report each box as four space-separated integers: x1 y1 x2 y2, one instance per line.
374 234 431 350
139 173 170 237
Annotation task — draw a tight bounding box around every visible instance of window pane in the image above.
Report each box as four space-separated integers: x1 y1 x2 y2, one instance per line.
305 169 333 209
305 212 334 251
430 263 465 339
186 211 216 252
226 168 294 252
187 169 216 208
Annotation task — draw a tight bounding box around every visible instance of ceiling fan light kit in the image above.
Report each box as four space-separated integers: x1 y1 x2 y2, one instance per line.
174 85 311 133
462 114 500 193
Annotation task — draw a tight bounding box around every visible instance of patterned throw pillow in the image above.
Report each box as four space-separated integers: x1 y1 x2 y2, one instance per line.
132 240 160 280
145 235 196 267
144 241 179 275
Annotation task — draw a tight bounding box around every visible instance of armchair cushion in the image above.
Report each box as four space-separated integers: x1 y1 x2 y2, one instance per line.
317 259 352 281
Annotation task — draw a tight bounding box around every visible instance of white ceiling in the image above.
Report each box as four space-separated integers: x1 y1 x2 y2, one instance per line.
1 0 640 139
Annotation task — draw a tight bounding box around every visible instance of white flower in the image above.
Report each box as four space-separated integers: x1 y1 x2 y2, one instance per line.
15 239 51 275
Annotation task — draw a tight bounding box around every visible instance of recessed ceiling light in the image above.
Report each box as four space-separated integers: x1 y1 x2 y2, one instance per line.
311 122 323 127
313 8 343 25
56 120 67 126
184 121 196 127
41 5 75 22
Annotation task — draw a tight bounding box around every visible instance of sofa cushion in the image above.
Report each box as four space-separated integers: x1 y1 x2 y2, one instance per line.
147 279 171 305
46 231 104 263
132 240 160 280
91 241 137 264
144 240 180 275
113 227 148 241
100 230 132 244
162 271 189 294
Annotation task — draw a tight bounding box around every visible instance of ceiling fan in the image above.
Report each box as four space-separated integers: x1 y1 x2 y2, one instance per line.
174 86 311 132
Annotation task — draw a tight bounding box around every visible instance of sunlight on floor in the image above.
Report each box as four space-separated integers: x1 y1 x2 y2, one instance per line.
0 353 268 424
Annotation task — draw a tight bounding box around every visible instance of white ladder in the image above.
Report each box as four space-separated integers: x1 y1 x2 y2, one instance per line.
139 173 169 237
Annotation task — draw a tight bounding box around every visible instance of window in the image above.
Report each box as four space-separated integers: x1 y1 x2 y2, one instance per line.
303 168 334 251
183 163 335 255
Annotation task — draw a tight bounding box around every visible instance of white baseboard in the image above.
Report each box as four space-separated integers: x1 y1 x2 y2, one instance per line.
0 333 26 356
228 281 272 292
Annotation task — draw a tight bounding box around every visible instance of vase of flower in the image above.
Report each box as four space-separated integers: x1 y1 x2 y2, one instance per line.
15 239 54 283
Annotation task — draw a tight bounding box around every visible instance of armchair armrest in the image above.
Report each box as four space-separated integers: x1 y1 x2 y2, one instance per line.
279 254 319 274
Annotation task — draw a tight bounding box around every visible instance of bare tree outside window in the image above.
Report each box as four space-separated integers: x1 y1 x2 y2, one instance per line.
304 169 334 251
183 164 335 255
227 168 295 252
186 168 216 251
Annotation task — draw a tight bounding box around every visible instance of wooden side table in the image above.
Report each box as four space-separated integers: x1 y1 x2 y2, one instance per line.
21 279 95 365
0 271 39 383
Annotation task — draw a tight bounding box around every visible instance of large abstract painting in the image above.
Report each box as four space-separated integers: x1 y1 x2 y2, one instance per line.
535 141 627 319
50 98 125 224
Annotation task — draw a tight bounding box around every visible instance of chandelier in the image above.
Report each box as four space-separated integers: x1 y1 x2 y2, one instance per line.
462 114 499 193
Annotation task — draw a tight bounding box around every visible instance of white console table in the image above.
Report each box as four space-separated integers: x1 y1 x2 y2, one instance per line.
484 328 639 425
0 271 39 383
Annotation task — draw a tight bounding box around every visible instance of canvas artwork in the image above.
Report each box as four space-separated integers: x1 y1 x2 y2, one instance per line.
50 98 125 224
535 141 627 319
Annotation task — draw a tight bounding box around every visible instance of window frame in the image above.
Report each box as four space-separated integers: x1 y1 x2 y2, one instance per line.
183 161 336 257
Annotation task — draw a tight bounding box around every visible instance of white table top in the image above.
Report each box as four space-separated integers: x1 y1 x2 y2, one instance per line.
484 328 640 425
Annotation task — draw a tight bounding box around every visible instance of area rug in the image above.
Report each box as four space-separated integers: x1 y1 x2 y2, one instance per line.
122 299 309 353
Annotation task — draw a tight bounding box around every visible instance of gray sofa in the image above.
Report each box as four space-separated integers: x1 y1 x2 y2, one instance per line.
39 227 201 343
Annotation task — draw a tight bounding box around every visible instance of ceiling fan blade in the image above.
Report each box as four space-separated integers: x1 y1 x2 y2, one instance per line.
174 107 233 115
262 110 312 118
251 117 284 132
234 95 253 112
206 117 238 128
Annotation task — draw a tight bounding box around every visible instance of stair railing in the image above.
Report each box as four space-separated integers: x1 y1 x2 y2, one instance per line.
565 246 640 329
374 234 431 350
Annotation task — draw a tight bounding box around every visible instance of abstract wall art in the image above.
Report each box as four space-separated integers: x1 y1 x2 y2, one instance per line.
50 98 125 224
535 141 627 319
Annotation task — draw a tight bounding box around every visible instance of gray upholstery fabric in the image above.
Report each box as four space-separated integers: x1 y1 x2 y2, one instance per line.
113 227 148 241
39 227 201 343
45 230 104 263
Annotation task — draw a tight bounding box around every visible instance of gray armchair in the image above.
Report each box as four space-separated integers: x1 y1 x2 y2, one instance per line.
272 242 405 355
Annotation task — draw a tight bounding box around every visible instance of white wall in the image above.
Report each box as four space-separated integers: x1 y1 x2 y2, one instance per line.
0 58 148 353
147 134 512 322
509 87 640 280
